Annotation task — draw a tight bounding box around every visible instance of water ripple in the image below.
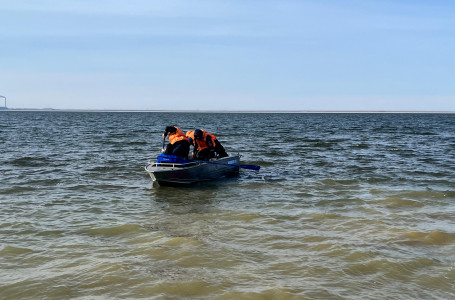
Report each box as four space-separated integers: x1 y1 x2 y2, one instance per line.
1 112 454 299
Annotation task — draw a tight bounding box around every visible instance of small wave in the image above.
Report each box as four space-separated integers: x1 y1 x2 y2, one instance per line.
350 143 370 149
379 197 424 208
124 141 148 146
223 212 263 222
67 184 125 191
163 236 203 247
10 156 49 167
320 178 359 186
82 224 142 237
344 250 376 262
344 257 435 279
36 230 65 236
27 178 61 185
0 186 36 195
238 181 270 188
310 213 340 220
403 230 455 245
257 175 285 183
315 197 363 207
221 288 305 300
248 160 274 167
86 165 126 172
262 150 286 157
0 245 33 255
366 177 390 183
312 141 334 148
397 190 452 200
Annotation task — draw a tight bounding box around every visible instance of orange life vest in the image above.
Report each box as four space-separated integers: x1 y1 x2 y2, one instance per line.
195 130 216 151
169 127 188 144
186 131 195 145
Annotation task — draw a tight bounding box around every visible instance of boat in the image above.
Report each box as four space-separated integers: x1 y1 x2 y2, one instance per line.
145 154 242 185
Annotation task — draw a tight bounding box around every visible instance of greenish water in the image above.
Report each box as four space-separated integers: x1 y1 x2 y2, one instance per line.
1 112 454 299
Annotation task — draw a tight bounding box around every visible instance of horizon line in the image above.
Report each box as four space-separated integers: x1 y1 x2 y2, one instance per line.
1 108 455 114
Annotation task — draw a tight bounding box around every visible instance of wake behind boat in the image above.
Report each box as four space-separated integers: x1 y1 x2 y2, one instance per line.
145 154 243 185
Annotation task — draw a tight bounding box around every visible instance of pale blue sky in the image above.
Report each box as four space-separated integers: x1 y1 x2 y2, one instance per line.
1 0 454 110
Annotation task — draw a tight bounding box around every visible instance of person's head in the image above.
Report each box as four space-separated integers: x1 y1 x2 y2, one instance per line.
165 126 177 134
194 129 203 140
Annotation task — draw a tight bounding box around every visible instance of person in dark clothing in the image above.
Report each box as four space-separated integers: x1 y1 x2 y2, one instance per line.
163 126 190 158
186 129 228 160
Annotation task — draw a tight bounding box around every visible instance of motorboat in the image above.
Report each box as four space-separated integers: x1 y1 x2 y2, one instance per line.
145 154 243 185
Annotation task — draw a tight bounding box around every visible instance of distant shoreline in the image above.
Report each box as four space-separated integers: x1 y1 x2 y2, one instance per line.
1 108 454 114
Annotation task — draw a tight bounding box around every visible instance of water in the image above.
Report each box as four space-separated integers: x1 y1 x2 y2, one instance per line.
1 111 454 299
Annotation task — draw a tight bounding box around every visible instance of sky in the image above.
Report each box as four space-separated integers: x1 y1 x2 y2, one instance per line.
1 0 454 111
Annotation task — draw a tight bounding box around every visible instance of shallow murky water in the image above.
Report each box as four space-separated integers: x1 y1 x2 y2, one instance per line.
1 112 454 299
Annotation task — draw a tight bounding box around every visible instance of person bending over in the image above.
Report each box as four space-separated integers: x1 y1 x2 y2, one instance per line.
163 126 190 158
186 129 228 160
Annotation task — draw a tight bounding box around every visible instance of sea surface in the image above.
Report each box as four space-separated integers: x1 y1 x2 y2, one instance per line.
1 111 454 300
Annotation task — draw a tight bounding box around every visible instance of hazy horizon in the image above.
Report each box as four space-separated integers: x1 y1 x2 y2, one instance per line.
2 107 454 114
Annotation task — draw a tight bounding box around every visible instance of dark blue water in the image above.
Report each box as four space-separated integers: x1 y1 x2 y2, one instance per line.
1 111 454 299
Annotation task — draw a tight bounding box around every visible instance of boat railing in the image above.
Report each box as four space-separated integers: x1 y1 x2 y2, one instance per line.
149 161 199 168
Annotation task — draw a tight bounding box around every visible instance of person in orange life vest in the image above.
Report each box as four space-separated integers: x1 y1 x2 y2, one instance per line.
185 130 201 159
187 129 228 160
163 126 190 158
